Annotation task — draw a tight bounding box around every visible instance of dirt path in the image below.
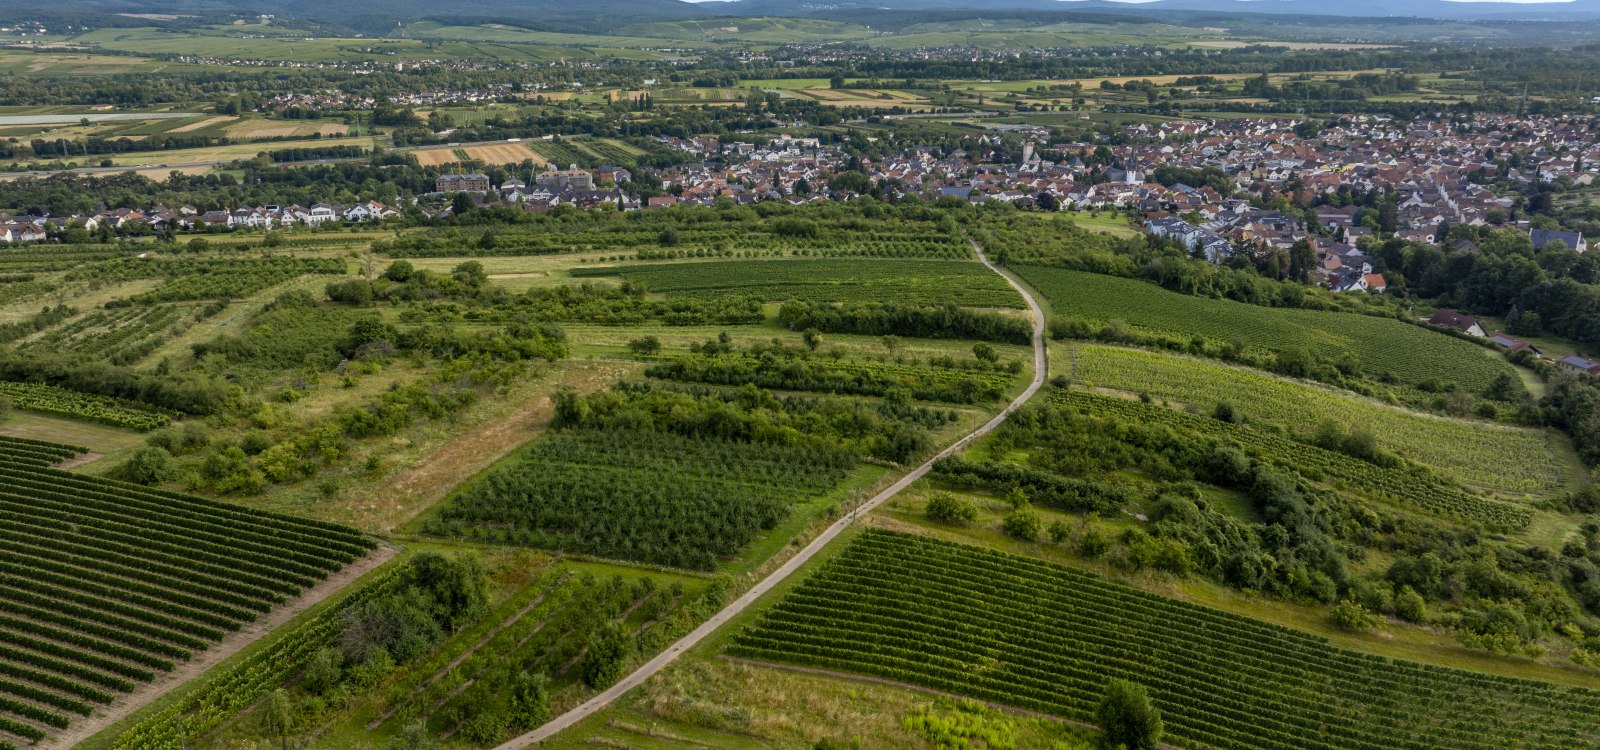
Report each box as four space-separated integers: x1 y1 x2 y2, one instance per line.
492 239 1049 748
354 362 632 534
718 657 1181 749
43 544 398 750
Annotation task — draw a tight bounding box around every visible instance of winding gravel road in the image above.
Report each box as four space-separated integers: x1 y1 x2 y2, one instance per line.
492 239 1049 748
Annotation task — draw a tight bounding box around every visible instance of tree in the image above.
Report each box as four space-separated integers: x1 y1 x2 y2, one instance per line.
926 493 978 525
972 343 998 363
1096 679 1163 750
829 74 846 89
260 688 293 750
1002 507 1041 541
627 336 662 356
802 328 823 351
451 192 474 216
1483 371 1524 402
579 622 631 689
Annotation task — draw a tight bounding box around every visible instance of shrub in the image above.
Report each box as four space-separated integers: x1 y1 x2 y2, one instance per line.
1001 508 1042 542
1331 600 1381 632
926 493 978 525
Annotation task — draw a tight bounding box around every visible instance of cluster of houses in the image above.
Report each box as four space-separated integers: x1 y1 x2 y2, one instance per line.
0 200 402 239
1426 309 1600 377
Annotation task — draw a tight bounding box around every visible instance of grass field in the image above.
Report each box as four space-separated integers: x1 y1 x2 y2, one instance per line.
1071 344 1565 495
1017 266 1518 393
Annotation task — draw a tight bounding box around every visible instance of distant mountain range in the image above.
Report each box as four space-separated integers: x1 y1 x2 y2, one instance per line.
16 0 1600 29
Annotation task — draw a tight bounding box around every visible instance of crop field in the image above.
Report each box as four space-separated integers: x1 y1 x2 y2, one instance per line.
100 137 365 167
575 259 1021 307
0 381 169 431
223 119 348 139
410 146 459 167
463 142 546 166
391 218 974 260
20 302 220 366
647 354 1019 404
1071 344 1564 495
71 257 348 303
425 427 855 570
1047 389 1533 529
1017 266 1516 393
528 140 592 167
372 567 690 739
731 530 1600 750
0 437 374 750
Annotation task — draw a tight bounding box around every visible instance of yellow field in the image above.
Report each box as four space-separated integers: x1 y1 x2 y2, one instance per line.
168 115 236 133
411 147 460 167
103 136 354 166
411 142 551 167
463 142 547 166
225 119 348 138
129 165 212 179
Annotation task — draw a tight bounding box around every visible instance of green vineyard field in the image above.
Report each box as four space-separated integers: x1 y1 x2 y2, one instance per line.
1016 266 1515 392
1045 389 1533 529
1069 344 1563 495
0 381 171 431
730 530 1600 750
426 427 855 570
574 259 1023 307
0 439 374 750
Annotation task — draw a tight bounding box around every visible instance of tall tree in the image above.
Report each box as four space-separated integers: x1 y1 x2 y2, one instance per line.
260 688 293 750
1097 679 1163 750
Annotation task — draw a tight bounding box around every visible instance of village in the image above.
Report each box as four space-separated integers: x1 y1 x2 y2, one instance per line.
2 112 1594 317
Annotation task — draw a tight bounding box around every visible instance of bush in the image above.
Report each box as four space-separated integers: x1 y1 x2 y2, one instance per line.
1395 585 1427 623
926 492 978 525
1001 508 1042 541
118 446 176 486
627 336 662 356
1331 600 1381 632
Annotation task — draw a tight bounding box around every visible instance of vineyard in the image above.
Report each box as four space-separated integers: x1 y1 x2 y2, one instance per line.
379 212 972 260
20 302 224 366
372 569 682 742
0 381 171 431
573 259 1023 307
1045 389 1533 529
1069 344 1563 495
67 257 347 303
647 353 1017 404
425 428 855 570
1016 266 1516 393
0 438 374 750
730 530 1600 750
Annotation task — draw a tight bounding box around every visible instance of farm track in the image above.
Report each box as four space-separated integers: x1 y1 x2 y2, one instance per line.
39 544 398 750
491 238 1048 748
